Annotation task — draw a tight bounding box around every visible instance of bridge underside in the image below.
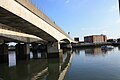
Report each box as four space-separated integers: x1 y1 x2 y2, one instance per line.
0 0 74 61
0 7 56 42
0 34 40 43
0 27 44 43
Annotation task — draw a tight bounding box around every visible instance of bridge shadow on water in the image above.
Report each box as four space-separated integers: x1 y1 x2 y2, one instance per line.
0 49 73 80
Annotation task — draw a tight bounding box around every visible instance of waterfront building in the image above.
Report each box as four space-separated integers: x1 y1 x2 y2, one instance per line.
117 38 120 42
74 37 79 42
84 35 107 43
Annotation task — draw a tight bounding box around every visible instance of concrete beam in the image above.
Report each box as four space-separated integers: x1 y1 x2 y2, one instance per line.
0 28 44 43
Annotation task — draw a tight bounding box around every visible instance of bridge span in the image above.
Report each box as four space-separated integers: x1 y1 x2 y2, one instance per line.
0 0 74 62
0 0 73 42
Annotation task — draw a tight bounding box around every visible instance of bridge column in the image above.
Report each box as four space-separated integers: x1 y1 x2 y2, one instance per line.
38 44 47 52
15 43 30 60
0 43 8 63
60 43 72 49
47 42 63 58
47 59 60 80
31 43 38 59
38 44 47 58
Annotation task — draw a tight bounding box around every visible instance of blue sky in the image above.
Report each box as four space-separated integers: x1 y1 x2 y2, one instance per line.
31 0 119 40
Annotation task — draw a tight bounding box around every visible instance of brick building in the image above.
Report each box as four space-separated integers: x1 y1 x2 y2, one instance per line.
84 35 107 43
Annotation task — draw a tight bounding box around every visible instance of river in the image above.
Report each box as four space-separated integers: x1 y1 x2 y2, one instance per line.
0 46 120 80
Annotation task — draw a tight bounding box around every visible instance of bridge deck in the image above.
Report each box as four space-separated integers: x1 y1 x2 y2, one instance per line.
0 7 56 41
15 0 72 40
0 0 74 42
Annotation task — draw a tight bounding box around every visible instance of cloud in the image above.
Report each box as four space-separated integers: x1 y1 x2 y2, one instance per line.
101 30 108 34
65 0 70 4
115 18 120 25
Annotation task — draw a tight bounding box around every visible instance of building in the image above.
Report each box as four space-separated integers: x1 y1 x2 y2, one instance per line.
117 38 120 42
107 39 117 43
74 37 79 42
84 35 107 43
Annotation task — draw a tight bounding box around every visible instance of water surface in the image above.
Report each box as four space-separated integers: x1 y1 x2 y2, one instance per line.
0 47 120 80
65 47 120 80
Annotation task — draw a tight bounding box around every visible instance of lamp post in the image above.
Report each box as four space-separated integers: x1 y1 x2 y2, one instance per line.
68 32 70 35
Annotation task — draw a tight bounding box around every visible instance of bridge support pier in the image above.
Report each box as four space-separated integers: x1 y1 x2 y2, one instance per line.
32 53 39 59
47 59 60 79
0 43 8 63
31 43 44 59
60 43 72 49
32 52 47 59
31 43 47 59
47 42 63 58
31 43 38 59
38 44 47 52
15 43 30 60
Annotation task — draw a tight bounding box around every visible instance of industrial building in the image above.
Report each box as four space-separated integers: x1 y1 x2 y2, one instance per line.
84 35 107 43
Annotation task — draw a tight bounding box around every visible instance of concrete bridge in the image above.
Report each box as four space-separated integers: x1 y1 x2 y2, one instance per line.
0 0 74 62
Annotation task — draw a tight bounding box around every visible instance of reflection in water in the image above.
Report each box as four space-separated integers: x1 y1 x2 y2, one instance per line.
32 51 47 59
0 50 73 80
118 46 120 50
59 52 73 80
85 47 115 56
73 47 114 56
9 51 16 67
73 49 80 55
45 50 73 80
65 47 120 80
47 59 60 80
85 47 106 56
0 59 48 80
1 47 119 80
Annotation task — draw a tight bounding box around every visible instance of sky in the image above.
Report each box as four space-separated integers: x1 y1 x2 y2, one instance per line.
31 0 120 40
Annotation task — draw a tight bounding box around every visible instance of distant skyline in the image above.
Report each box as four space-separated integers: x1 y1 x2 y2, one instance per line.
31 0 119 40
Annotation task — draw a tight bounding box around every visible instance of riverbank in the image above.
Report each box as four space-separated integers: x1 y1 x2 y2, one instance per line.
72 42 120 48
